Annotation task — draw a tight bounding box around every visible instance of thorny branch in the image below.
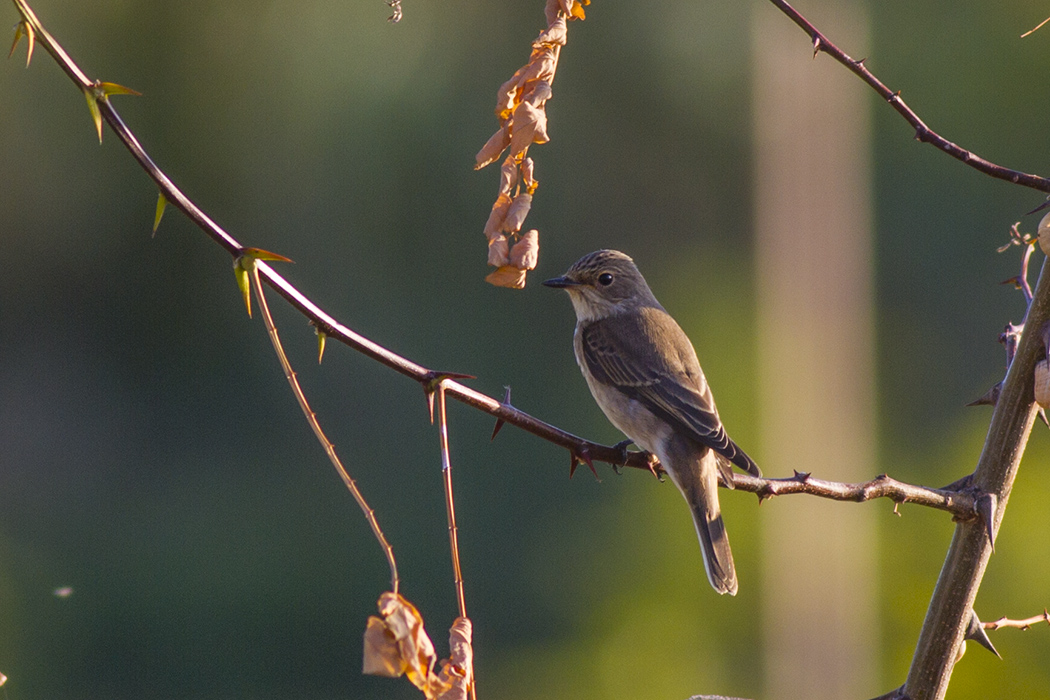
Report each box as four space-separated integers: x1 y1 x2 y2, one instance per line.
983 609 1050 631
768 0 1050 196
3 0 981 523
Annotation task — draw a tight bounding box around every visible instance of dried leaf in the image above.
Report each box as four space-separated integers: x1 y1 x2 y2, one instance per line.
521 158 537 192
558 0 573 16
509 103 549 157
434 617 473 700
363 615 403 677
570 1 586 20
520 46 559 86
475 125 510 170
535 18 567 46
510 229 539 270
502 192 533 234
367 592 452 698
486 265 528 289
483 192 513 238
522 80 553 108
495 67 526 118
499 158 518 196
545 0 562 25
488 234 510 267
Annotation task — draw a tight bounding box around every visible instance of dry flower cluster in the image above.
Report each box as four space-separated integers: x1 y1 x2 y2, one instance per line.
475 0 589 288
363 592 473 700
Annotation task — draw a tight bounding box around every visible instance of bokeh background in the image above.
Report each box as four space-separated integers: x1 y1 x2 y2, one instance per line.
2 0 1049 698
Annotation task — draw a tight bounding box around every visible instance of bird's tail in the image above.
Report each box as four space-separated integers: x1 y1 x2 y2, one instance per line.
674 449 738 595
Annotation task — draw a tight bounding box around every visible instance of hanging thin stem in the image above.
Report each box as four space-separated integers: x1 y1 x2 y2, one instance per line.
249 262 399 594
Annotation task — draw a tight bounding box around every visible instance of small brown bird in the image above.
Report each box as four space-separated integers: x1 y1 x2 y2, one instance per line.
544 250 759 595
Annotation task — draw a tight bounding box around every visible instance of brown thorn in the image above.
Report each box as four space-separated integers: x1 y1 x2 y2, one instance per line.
490 385 511 441
966 382 1001 407
966 609 1002 659
975 493 998 551
793 469 812 482
893 502 901 517
576 446 600 482
569 451 579 479
422 370 476 424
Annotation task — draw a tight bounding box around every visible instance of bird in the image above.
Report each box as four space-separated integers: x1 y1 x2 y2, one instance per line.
543 249 760 595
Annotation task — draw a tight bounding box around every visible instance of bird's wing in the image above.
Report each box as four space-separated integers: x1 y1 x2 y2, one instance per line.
579 309 761 477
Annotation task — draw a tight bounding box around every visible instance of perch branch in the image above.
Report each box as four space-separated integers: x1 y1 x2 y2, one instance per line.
767 0 1050 195
6 0 981 523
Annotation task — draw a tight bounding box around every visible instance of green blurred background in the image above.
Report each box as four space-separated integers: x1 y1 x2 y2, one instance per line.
1 0 1049 698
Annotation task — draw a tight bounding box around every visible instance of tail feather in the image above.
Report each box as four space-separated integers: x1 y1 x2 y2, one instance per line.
690 494 738 595
667 444 738 595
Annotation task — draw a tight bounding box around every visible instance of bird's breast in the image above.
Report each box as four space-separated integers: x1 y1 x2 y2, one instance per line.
573 325 672 455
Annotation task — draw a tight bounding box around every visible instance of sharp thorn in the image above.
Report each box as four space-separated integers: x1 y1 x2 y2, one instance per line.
569 452 579 479
577 447 600 482
490 386 511 441
966 382 1002 407
966 609 1002 659
975 493 998 551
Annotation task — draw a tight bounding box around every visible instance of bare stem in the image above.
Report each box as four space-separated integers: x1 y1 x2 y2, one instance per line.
984 609 1050 631
767 0 1050 195
435 384 476 700
249 264 400 593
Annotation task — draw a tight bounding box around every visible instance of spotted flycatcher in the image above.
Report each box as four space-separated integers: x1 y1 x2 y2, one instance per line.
543 249 760 595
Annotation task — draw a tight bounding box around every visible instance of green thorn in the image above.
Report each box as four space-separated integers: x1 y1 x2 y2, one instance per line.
316 329 327 364
152 192 167 236
84 88 103 143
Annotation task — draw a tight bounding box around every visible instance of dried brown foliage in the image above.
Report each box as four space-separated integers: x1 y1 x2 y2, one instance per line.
476 0 589 288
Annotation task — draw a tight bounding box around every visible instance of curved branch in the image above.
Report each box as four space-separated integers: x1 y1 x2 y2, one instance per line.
7 0 979 525
768 0 1050 195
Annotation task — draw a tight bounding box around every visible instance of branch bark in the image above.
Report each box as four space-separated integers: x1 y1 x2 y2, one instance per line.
767 0 1050 195
902 257 1049 699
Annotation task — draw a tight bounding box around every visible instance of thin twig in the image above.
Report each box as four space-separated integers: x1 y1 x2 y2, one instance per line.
435 384 467 617
983 609 1050 631
434 383 476 700
248 261 400 593
6 0 981 523
768 0 1050 195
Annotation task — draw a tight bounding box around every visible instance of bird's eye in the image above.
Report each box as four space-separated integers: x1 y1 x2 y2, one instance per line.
598 272 614 286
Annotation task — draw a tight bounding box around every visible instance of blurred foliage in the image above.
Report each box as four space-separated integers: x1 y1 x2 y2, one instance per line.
0 0 1049 698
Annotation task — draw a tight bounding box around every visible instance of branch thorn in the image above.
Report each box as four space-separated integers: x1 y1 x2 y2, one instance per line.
975 492 998 551
422 371 476 423
490 385 512 441
966 609 1002 659
570 447 599 481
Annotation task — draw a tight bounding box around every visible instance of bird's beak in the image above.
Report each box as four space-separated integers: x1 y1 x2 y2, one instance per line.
542 275 581 289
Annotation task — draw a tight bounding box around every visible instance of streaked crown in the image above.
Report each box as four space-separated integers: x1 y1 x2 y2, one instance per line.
543 249 661 320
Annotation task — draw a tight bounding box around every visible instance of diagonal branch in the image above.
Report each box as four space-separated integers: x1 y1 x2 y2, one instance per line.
6 0 979 524
902 254 1050 699
767 0 1050 195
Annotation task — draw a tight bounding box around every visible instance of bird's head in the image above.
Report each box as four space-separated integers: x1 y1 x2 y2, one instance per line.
543 249 659 321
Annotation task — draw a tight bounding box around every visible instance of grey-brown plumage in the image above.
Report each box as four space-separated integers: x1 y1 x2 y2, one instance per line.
544 249 759 595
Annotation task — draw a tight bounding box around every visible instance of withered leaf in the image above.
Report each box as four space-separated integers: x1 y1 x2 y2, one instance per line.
488 234 510 267
499 158 519 196
363 592 453 699
363 615 402 677
483 192 513 238
495 67 527 119
475 125 510 170
509 103 549 157
523 80 553 108
520 46 559 86
535 18 567 47
521 157 538 192
486 265 528 289
510 230 540 271
501 192 533 234
434 617 473 700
